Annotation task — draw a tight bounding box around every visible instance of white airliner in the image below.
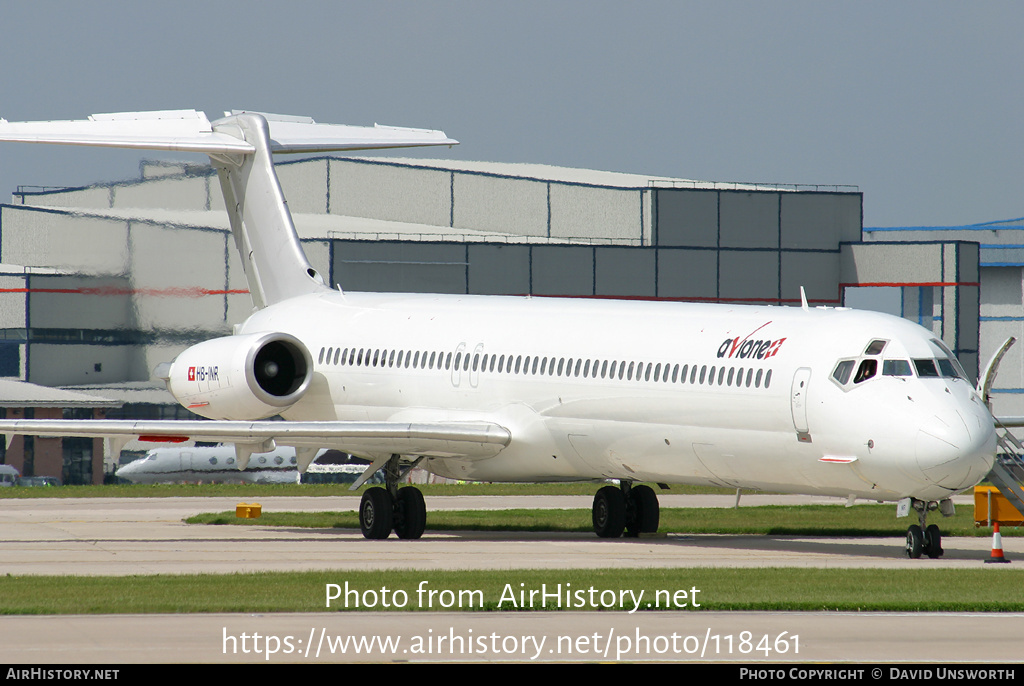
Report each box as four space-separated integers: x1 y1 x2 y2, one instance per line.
0 109 999 556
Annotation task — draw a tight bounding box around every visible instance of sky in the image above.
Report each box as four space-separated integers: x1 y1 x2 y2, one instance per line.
0 1 1021 228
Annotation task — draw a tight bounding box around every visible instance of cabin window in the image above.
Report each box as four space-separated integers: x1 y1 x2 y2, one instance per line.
755 369 763 387
318 348 325 364
765 370 773 388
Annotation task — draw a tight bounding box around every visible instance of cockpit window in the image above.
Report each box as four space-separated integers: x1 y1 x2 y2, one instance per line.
864 340 887 356
832 360 855 385
936 358 960 378
914 359 939 377
882 359 912 376
929 339 969 380
853 359 877 383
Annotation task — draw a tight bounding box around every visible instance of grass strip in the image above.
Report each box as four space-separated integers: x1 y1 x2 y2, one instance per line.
187 504 1018 537
1 568 1022 615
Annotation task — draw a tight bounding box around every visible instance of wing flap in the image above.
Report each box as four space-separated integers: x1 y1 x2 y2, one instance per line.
0 419 510 461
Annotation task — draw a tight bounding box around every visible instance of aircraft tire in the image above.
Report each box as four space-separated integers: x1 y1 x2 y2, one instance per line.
593 486 626 538
905 524 924 559
394 487 426 540
360 487 394 540
626 484 660 537
925 524 943 559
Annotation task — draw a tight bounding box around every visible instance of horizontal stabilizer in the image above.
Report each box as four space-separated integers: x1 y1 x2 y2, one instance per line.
226 110 458 154
0 109 457 155
0 110 253 154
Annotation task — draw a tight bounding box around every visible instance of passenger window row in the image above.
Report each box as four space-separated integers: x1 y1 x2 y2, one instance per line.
316 346 774 389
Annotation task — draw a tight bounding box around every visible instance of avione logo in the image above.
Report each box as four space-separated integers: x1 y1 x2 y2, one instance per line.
716 322 786 360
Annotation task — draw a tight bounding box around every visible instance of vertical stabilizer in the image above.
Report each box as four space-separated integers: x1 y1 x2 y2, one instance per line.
0 108 457 308
209 113 325 309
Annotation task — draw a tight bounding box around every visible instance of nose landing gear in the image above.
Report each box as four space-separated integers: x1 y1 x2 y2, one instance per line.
904 498 948 559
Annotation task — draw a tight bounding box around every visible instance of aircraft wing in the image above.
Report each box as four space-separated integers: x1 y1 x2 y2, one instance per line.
0 419 510 464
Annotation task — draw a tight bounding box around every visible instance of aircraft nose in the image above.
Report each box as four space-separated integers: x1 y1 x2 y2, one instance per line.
915 408 996 490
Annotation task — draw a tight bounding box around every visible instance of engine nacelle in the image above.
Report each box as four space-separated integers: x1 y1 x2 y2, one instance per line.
162 332 313 420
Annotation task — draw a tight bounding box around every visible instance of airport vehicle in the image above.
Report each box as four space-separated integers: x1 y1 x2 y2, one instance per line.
0 465 20 487
0 109 998 555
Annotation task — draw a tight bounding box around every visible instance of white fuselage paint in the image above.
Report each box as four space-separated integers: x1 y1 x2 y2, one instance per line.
239 290 996 503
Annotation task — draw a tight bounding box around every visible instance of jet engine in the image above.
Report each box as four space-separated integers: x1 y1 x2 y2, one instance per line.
160 332 313 420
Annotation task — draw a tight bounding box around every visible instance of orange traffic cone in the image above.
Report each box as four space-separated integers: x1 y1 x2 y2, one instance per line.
985 522 1011 564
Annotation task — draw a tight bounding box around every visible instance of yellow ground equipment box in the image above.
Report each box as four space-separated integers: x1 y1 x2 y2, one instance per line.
974 486 1023 527
236 503 262 519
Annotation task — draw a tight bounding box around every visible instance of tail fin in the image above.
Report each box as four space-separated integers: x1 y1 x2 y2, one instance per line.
0 109 457 307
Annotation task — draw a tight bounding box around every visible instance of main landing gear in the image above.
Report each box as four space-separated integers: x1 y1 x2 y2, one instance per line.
358 454 427 540
904 498 948 559
593 481 661 538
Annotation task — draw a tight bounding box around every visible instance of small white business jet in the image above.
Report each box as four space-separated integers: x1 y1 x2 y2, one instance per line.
116 445 302 484
0 110 998 556
115 445 365 485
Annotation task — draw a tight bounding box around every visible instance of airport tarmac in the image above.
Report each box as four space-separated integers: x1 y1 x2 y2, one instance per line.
1 494 1021 664
0 493 1012 575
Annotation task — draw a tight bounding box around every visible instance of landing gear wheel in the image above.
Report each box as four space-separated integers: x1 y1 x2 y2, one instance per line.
925 524 943 559
906 524 924 559
394 487 426 540
626 484 660 537
593 486 626 538
360 487 394 540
